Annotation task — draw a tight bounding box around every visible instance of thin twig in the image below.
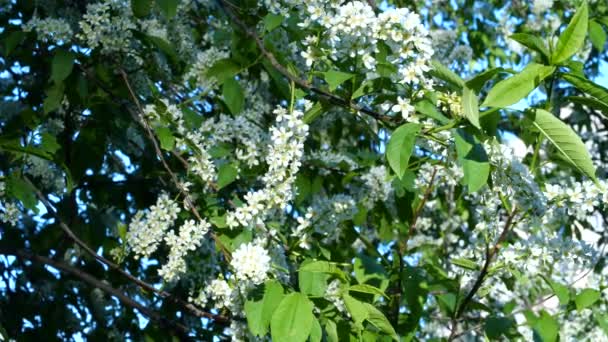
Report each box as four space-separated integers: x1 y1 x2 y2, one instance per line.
448 208 518 341
1 247 192 340
24 176 229 324
214 0 396 125
119 70 232 261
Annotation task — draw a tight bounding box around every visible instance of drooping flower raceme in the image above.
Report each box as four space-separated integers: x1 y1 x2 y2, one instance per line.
230 241 271 285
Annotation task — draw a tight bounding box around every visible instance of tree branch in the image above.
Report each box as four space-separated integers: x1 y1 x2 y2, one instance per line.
448 208 518 340
24 176 230 324
214 0 397 125
0 247 193 341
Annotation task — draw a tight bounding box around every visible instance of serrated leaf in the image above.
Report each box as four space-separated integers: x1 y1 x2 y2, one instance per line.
309 318 322 342
155 126 175 151
462 86 480 128
299 260 347 282
155 0 178 19
217 163 238 189
51 49 74 83
222 78 244 115
509 33 550 61
575 288 600 311
263 13 283 32
386 123 420 179
415 99 450 124
552 1 588 64
245 280 284 337
532 311 558 342
451 258 479 270
481 63 555 108
529 108 596 180
132 0 153 17
562 73 608 104
567 96 608 117
540 275 570 306
429 59 465 90
454 128 489 192
364 303 399 341
6 175 38 212
465 67 511 93
206 59 240 85
589 20 607 52
349 284 388 298
322 70 354 91
270 293 314 342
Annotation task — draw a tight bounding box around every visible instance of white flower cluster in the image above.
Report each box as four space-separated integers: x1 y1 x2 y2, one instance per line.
184 47 230 90
144 100 217 185
78 0 135 54
299 1 434 87
158 219 211 282
126 193 181 258
325 279 349 315
360 165 393 208
23 17 73 44
230 241 271 285
532 0 554 15
485 142 547 216
0 202 19 226
437 92 463 118
293 194 357 249
544 180 606 223
24 156 65 193
227 106 308 230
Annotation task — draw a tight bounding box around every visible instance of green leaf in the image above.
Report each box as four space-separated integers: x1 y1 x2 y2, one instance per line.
325 320 339 342
263 13 284 32
532 311 558 342
51 49 74 83
303 102 323 124
429 59 465 90
298 260 329 297
386 123 420 179
481 63 555 108
217 163 238 189
589 20 607 52
309 318 322 342
575 288 600 311
132 0 153 17
414 99 450 124
509 33 550 61
451 258 479 271
206 59 240 85
44 82 65 114
270 292 314 342
245 280 284 337
6 175 37 212
155 126 175 151
567 96 608 117
465 67 511 93
562 73 608 104
299 260 347 282
322 70 354 91
223 78 244 115
349 284 388 299
529 108 596 180
552 1 588 64
364 303 399 341
454 128 490 192
597 313 608 336
40 133 61 156
485 316 517 340
461 86 480 128
155 0 178 19
546 279 570 306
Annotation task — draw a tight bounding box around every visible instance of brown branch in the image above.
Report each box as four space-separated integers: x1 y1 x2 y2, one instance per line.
214 0 396 125
448 208 518 341
24 177 230 324
1 247 192 340
119 70 232 261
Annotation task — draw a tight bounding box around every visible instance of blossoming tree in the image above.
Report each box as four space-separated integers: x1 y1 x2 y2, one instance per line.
1 0 608 340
